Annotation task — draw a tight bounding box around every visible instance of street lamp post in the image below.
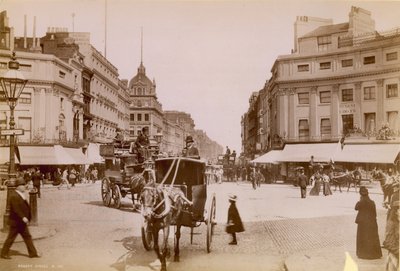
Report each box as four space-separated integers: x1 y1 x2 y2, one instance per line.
1 52 28 231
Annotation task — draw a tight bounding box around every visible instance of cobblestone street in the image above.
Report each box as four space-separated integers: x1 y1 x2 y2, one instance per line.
0 181 387 271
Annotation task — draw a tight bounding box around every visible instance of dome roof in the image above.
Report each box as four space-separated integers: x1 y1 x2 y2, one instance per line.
128 62 154 90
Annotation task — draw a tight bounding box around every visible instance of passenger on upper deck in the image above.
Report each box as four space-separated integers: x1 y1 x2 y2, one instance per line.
182 135 200 159
135 127 150 163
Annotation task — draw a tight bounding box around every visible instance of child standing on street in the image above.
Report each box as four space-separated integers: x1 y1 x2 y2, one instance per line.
226 194 244 245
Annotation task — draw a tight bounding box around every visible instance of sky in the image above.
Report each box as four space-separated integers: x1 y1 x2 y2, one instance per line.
1 0 400 152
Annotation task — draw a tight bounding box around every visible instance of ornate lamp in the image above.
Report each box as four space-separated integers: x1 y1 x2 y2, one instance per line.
0 51 27 231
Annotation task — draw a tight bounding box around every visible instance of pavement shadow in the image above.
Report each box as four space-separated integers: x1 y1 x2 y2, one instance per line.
111 236 158 271
83 201 142 213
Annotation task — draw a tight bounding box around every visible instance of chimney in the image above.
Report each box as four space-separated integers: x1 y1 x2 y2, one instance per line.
24 14 27 49
32 16 36 49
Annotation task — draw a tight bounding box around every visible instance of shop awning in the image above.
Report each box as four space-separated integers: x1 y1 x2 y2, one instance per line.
87 143 104 163
277 142 340 163
251 150 282 164
0 147 19 164
334 143 400 164
63 147 92 164
18 146 59 165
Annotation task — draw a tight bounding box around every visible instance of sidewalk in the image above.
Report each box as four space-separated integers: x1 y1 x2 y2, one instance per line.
284 246 386 271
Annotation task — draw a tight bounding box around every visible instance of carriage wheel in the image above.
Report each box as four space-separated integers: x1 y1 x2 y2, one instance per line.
111 184 122 209
101 177 112 207
206 193 216 253
141 217 154 251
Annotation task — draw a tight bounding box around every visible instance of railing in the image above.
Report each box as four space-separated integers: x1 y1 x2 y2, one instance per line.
338 27 400 48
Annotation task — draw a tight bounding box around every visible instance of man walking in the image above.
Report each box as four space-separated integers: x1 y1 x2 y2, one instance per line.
1 177 40 259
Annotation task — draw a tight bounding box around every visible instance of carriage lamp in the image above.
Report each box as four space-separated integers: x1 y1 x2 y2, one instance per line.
0 51 28 231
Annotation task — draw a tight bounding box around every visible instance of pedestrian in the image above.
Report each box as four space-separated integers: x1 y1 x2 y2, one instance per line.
383 179 399 271
355 186 382 259
31 167 42 198
226 194 244 245
58 168 71 190
297 167 307 198
69 168 77 187
1 177 41 259
309 171 322 196
322 173 332 196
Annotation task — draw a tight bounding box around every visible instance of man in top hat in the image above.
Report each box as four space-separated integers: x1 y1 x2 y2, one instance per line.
1 177 40 259
135 126 150 163
182 135 199 159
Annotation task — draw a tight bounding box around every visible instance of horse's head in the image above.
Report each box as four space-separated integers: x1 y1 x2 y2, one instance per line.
140 185 158 220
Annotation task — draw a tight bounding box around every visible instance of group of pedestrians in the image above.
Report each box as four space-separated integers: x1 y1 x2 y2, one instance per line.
296 166 333 198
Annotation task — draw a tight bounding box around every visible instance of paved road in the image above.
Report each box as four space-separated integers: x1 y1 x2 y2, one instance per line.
0 180 387 271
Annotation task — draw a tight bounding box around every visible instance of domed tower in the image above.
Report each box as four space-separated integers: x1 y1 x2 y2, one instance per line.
128 33 164 141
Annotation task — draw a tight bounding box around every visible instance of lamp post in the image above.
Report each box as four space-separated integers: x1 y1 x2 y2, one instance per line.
1 52 27 231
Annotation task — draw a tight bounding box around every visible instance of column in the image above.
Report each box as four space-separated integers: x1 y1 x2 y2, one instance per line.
33 88 41 132
288 88 296 141
354 82 362 129
309 86 318 141
331 84 340 139
277 89 288 139
376 79 385 128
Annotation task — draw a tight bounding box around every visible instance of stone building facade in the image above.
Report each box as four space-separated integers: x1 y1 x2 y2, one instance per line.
242 6 400 159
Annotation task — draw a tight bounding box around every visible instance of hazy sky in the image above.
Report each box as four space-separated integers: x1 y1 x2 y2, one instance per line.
1 0 400 152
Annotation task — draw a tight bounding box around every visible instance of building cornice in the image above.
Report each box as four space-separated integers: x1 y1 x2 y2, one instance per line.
275 67 400 85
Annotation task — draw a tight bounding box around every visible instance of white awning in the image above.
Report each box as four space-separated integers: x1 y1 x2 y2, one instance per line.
277 142 340 162
19 146 59 165
87 143 104 163
0 147 19 164
334 143 400 164
63 147 92 164
251 150 282 164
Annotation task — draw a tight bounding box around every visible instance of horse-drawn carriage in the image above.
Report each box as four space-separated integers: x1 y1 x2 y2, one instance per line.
140 157 217 270
99 142 159 209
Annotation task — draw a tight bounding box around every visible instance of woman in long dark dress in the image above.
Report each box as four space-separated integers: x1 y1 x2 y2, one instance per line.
355 186 382 259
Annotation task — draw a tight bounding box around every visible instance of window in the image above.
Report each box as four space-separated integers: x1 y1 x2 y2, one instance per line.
386 84 398 98
297 64 309 72
387 111 398 130
298 119 309 140
363 86 376 100
342 89 353 102
365 113 376 133
317 36 331 45
341 59 353 67
60 98 64 110
129 130 135 136
320 118 331 137
130 114 134 121
298 92 309 104
319 62 331 70
342 114 354 135
137 114 142 121
19 93 31 104
319 91 331 103
386 52 398 61
363 56 375 65
145 114 149 121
